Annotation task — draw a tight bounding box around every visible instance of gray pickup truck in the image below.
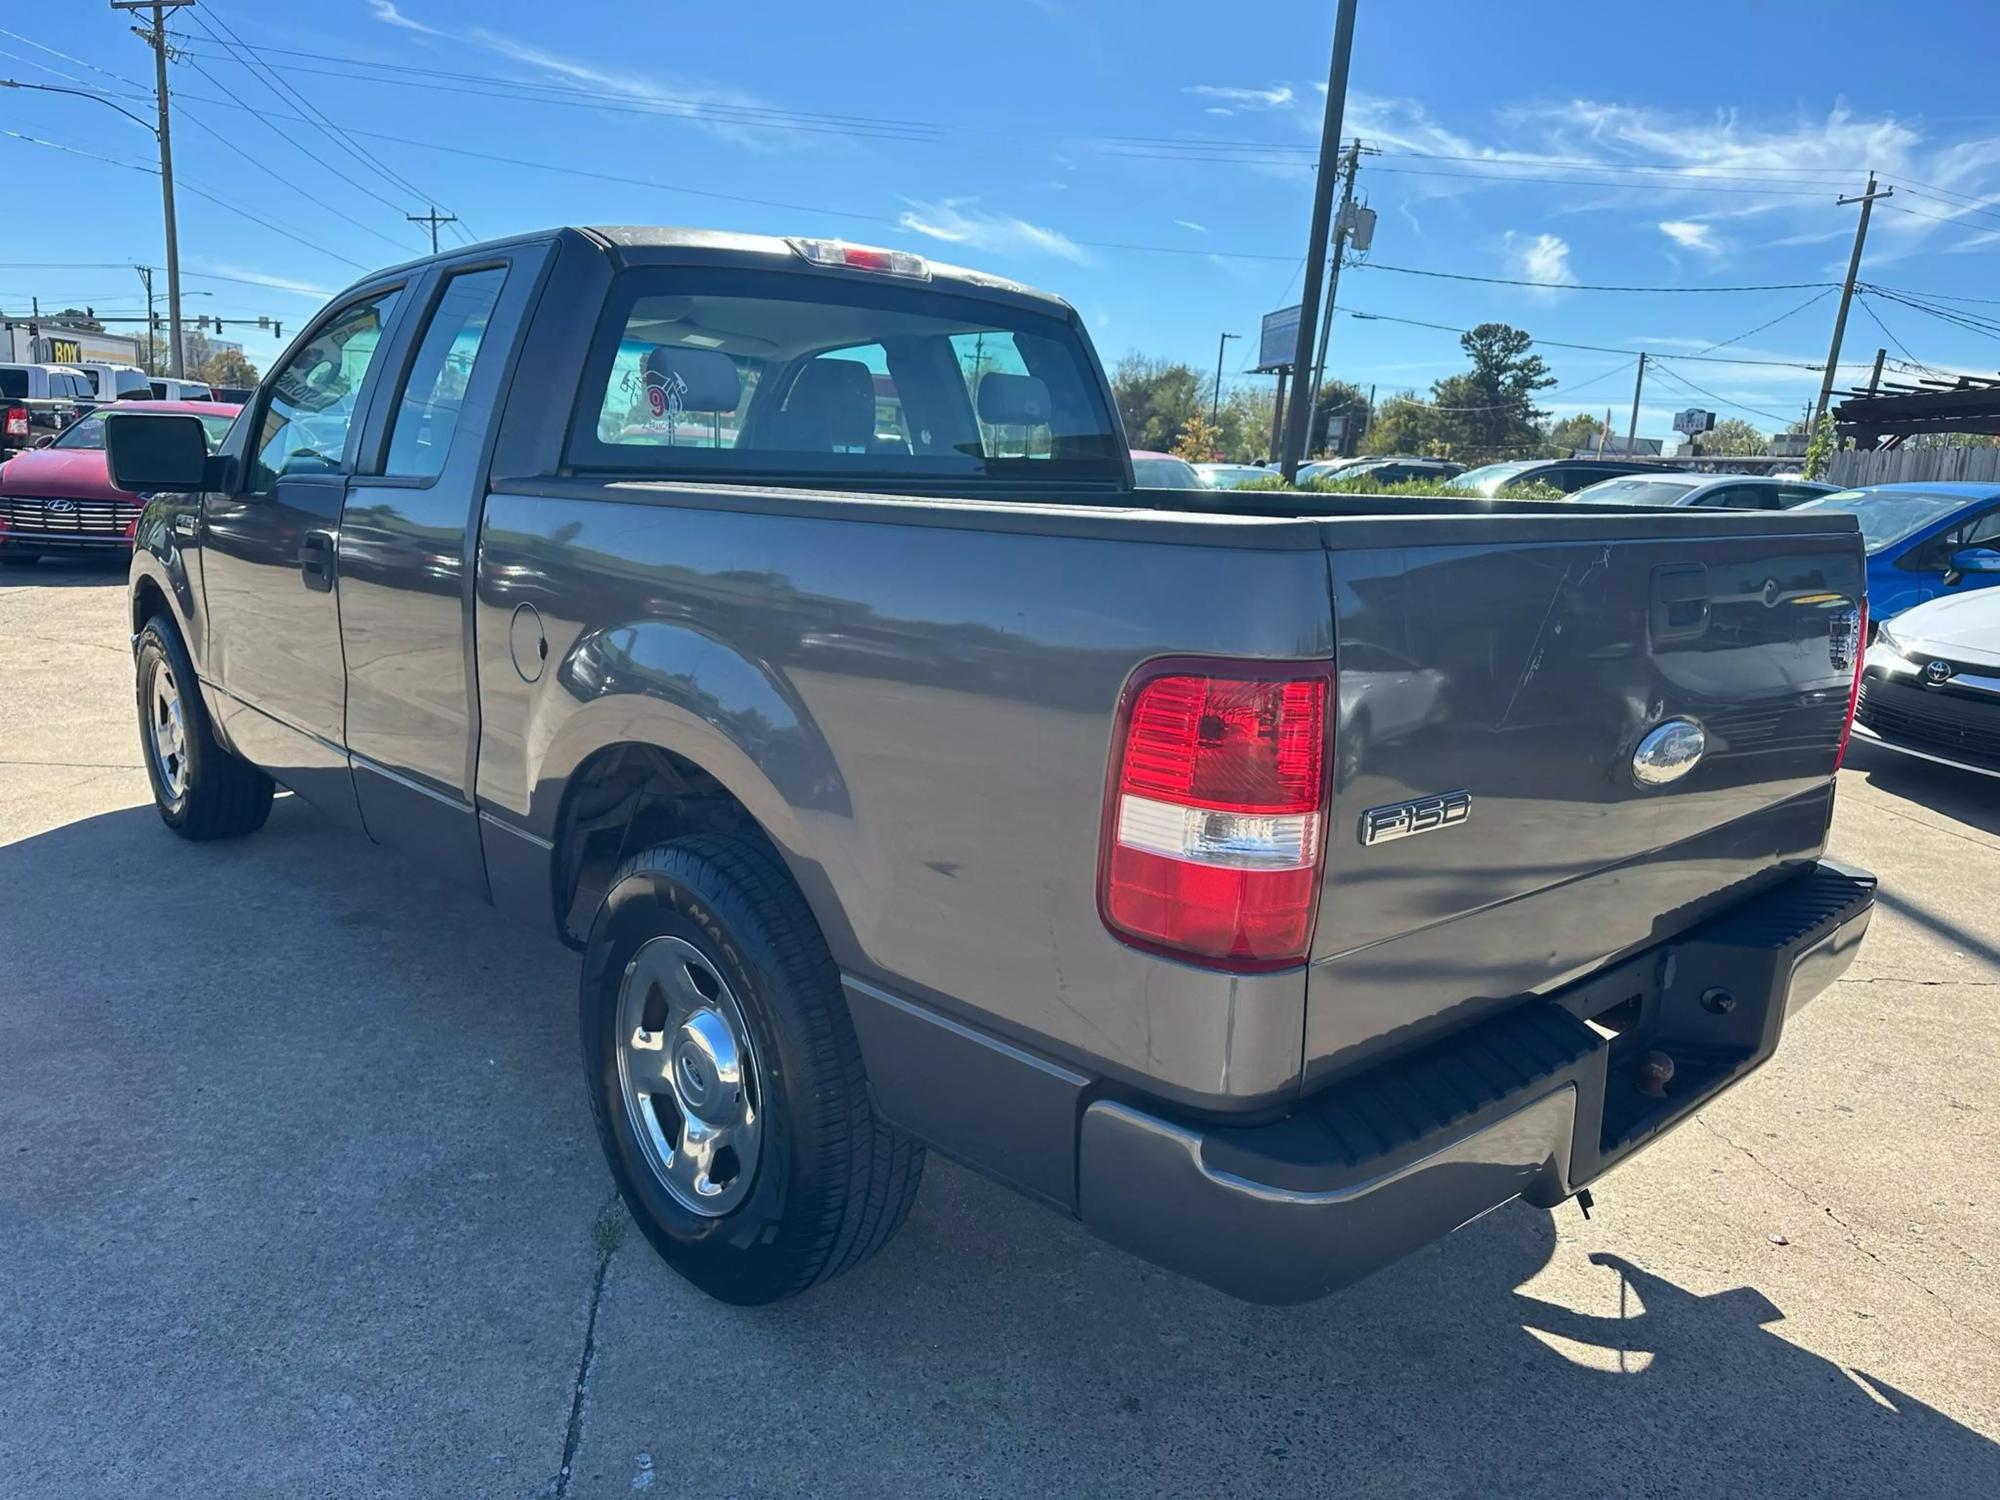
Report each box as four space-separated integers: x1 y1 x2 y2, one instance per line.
109 227 1876 1305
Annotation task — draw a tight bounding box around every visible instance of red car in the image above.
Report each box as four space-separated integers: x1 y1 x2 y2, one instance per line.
0 399 239 567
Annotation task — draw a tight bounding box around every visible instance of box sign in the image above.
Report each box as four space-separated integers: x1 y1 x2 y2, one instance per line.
47 338 83 364
1256 305 1302 372
1672 408 1717 435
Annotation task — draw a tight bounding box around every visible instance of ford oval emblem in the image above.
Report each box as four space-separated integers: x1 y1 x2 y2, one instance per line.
1632 719 1706 787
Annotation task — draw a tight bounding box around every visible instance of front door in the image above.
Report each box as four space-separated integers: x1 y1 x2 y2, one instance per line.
200 285 407 821
1891 504 2000 614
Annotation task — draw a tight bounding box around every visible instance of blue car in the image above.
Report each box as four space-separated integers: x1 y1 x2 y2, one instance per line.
1798 483 2000 621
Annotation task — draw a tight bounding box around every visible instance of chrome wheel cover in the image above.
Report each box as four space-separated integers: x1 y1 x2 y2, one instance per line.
149 662 189 802
615 935 763 1217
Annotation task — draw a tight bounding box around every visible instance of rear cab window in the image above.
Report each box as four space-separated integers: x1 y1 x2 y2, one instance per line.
569 265 1122 488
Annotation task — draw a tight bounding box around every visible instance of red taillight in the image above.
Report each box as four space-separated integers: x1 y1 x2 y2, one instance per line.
787 237 931 279
1834 597 1868 770
3 404 27 440
1099 662 1332 971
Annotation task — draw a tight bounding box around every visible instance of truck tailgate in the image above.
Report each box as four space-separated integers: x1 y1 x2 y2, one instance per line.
1304 514 1865 1086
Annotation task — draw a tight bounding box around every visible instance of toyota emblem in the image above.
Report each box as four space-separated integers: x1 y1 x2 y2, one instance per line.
1924 659 1954 686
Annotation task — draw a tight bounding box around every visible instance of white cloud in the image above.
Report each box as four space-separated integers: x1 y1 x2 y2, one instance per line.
1511 231 1577 292
896 198 1089 264
1184 83 1294 110
1174 219 1207 234
1204 107 1234 117
200 264 334 299
1658 219 1720 253
367 0 438 34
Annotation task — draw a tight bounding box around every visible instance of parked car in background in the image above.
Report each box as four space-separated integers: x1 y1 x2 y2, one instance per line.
1327 457 1466 486
211 384 257 405
1296 455 1370 485
0 399 237 566
1129 449 1205 488
0 363 89 460
1853 586 2000 778
1572 474 1835 509
70 362 152 408
149 377 216 401
1193 461 1270 489
1453 457 1655 496
1794 483 2000 620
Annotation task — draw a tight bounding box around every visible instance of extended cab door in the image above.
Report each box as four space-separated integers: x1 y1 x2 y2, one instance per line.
200 282 409 823
336 246 548 891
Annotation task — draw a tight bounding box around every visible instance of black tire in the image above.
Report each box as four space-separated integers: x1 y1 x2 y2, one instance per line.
581 834 924 1304
134 615 275 839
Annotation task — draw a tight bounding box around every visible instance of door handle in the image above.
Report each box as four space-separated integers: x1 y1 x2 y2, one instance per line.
1649 563 1709 643
300 530 336 593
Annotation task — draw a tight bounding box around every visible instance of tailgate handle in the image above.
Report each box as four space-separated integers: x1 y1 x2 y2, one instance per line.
1650 564 1709 643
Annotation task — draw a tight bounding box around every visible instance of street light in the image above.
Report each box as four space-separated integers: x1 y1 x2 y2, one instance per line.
1212 332 1239 427
0 78 157 136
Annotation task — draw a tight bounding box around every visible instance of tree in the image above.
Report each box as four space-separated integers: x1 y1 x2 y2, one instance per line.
1546 412 1606 454
1802 412 1838 481
1361 392 1440 456
196 347 260 388
1171 410 1220 462
1110 354 1202 452
1697 417 1768 456
1215 383 1275 462
50 307 104 332
1440 323 1556 460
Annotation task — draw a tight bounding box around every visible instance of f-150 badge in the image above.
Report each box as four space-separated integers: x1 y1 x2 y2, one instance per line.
1359 789 1471 846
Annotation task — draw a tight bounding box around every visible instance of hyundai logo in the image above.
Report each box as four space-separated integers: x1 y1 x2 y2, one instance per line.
1924 659 1955 686
46 498 76 515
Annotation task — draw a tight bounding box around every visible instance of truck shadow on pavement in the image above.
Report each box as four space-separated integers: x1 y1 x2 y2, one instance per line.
2 797 1995 1499
0 556 130 589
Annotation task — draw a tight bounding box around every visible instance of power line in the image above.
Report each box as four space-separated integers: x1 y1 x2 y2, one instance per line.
192 4 458 225
1351 262 1839 295
1344 306 1859 370
1646 361 1794 425
1364 163 1837 198
1694 287 1836 354
1372 148 1857 182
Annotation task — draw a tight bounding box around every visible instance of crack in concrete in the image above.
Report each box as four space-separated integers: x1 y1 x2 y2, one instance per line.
552 1195 625 1500
1695 1113 1998 1350
1837 975 2000 988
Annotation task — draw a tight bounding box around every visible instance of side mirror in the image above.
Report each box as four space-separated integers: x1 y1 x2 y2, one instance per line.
33 435 54 449
1950 546 2000 575
105 412 210 493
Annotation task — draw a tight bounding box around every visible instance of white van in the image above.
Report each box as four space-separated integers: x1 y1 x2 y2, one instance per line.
147 376 216 401
72 362 152 407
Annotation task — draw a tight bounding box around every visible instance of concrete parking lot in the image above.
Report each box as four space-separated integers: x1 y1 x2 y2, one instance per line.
3 557 1997 1499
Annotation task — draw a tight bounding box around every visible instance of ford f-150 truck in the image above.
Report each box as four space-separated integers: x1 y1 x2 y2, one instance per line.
109 227 1876 1305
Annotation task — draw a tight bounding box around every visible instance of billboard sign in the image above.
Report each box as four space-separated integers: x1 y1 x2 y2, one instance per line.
1256 304 1301 372
1672 408 1717 435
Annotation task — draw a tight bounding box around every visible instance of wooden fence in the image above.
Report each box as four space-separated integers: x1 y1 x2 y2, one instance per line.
1827 445 2000 486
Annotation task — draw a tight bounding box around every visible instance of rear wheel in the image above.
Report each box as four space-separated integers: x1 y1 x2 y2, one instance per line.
135 617 274 839
581 834 924 1304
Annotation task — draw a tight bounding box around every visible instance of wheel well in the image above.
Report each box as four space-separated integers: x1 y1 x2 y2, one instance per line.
131 575 172 635
551 743 767 946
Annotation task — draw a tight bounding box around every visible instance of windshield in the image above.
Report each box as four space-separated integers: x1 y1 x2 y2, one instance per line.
1574 477 1700 506
54 411 236 452
571 266 1122 486
1132 456 1204 489
1797 489 1975 551
1452 461 1538 494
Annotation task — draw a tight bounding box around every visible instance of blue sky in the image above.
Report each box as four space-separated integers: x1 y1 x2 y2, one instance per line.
6 0 2000 441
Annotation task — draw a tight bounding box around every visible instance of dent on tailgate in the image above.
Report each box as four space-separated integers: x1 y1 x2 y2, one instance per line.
1304 525 1864 1084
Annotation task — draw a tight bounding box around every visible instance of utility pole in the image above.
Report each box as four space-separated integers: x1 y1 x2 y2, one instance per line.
113 1 194 378
1625 353 1648 455
1866 346 1887 397
408 206 459 255
136 264 155 372
1814 172 1892 427
1211 332 1238 427
1597 407 1611 458
1281 0 1360 481
1268 369 1289 465
1305 139 1365 455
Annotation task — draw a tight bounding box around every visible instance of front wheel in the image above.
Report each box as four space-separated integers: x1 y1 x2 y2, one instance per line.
581 834 924 1304
135 617 274 839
